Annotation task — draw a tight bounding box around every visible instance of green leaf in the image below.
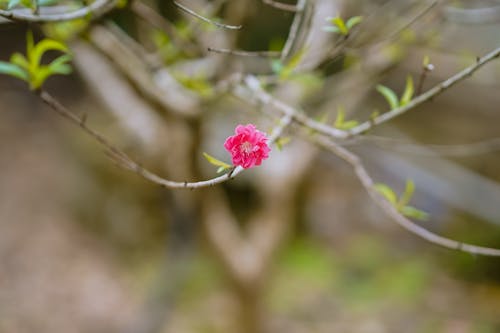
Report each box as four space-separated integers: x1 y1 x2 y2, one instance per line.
346 16 363 30
203 152 231 172
280 48 306 79
334 108 345 127
47 54 72 74
30 38 68 70
275 136 291 151
397 179 415 209
374 183 397 205
376 84 399 110
422 55 430 67
322 26 340 33
26 30 34 62
340 120 359 130
400 75 414 106
30 54 72 89
334 106 359 130
0 61 28 81
401 206 429 221
10 52 29 70
331 16 348 35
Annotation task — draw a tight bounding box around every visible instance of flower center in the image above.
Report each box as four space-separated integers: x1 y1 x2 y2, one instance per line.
240 141 253 154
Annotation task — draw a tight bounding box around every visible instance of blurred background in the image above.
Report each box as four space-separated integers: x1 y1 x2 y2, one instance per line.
0 0 500 332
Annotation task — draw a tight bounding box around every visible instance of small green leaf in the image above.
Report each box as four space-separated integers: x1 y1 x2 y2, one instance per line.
275 136 291 151
346 16 363 30
10 52 29 70
47 54 72 74
422 55 430 67
322 26 340 33
31 55 72 89
400 75 414 106
203 152 231 172
0 61 28 81
334 108 345 127
340 120 359 130
370 110 380 120
401 206 429 221
332 16 348 35
30 38 68 70
374 183 397 205
376 84 399 110
397 179 415 209
280 48 306 79
334 106 359 130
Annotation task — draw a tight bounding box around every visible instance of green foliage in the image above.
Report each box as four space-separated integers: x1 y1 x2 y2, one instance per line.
202 152 231 173
174 72 213 97
423 55 430 67
151 30 185 64
274 136 291 151
373 183 397 205
400 75 414 106
334 106 359 130
0 31 71 90
374 180 429 221
323 15 362 36
43 19 90 41
376 75 414 110
376 84 399 110
271 48 306 80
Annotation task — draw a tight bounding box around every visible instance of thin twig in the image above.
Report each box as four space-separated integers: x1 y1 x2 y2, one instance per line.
131 0 200 57
208 47 281 58
280 0 308 61
0 0 117 22
347 46 500 137
173 0 241 30
241 45 500 141
311 134 500 257
38 90 289 190
262 0 300 13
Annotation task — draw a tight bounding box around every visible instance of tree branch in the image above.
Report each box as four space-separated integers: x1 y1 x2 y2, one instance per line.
241 45 500 141
311 134 500 257
347 46 500 137
0 0 117 23
173 0 241 30
38 90 290 190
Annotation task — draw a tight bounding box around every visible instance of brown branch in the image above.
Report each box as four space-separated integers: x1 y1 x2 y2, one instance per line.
311 134 500 257
173 0 241 30
38 90 291 190
241 45 500 141
347 46 500 137
207 47 281 58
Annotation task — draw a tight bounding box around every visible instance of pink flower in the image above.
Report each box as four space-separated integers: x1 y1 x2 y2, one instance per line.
224 124 271 169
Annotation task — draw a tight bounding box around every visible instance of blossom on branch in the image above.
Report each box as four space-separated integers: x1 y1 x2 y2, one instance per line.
224 124 270 169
